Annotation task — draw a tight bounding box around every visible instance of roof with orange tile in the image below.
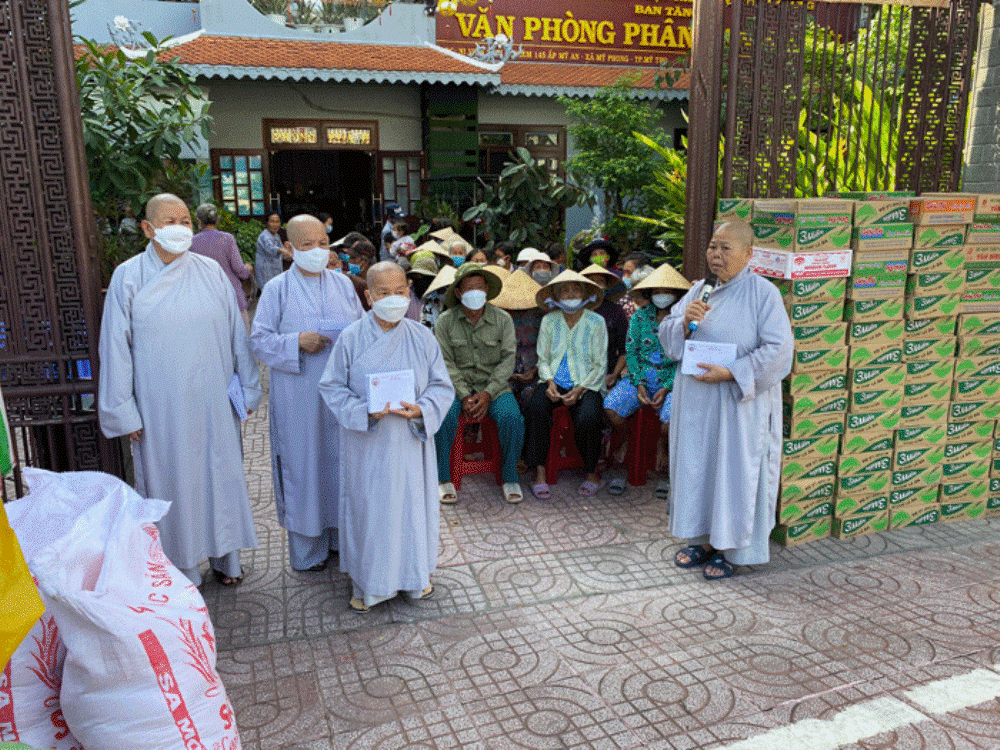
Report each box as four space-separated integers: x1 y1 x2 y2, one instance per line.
77 33 688 98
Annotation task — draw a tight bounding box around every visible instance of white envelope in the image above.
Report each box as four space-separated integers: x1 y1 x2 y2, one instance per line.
367 369 416 411
681 340 737 376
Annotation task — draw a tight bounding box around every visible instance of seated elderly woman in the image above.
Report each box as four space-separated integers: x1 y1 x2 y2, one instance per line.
526 252 556 287
524 270 608 498
581 264 629 390
663 220 793 580
603 263 691 497
491 267 544 411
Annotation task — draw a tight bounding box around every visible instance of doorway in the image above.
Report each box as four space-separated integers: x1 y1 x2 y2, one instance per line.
270 150 373 237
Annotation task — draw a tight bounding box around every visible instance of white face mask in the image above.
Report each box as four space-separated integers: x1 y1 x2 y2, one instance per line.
153 224 193 255
293 245 329 274
555 297 584 312
461 289 487 311
651 293 677 310
532 269 553 286
372 295 410 323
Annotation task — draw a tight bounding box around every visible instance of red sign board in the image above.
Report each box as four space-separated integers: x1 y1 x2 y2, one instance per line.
436 0 693 68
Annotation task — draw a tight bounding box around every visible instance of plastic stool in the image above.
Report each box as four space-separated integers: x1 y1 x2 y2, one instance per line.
545 405 583 485
626 405 662 487
449 413 503 490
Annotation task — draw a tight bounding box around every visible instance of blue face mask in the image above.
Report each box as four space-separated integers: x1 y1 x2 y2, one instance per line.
339 252 350 263
348 263 361 276
453 257 465 268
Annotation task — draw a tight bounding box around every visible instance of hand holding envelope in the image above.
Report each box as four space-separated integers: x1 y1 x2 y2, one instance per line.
681 341 737 382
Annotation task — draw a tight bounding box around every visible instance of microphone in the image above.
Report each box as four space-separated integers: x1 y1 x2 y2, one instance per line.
687 272 718 333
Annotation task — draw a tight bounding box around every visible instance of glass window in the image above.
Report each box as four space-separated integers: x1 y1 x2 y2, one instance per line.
480 132 513 147
219 155 233 170
250 172 264 200
526 131 560 147
248 154 262 170
220 173 235 200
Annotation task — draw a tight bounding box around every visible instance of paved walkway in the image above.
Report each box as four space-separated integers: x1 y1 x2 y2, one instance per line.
206 377 1000 749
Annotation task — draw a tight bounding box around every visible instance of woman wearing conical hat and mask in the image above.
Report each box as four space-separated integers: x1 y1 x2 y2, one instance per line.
602 262 691 498
524 270 608 499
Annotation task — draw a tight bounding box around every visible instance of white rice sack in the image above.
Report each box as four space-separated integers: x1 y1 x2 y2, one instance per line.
30 475 240 750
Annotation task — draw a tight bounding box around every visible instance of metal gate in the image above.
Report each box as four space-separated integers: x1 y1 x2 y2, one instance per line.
684 0 985 279
0 0 119 498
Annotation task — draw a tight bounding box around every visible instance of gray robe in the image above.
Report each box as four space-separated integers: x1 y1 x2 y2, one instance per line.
660 265 793 565
98 245 262 571
255 229 285 290
250 268 363 538
318 314 454 605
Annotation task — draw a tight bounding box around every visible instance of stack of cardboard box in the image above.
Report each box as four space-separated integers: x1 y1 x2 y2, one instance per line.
743 199 852 546
715 194 1000 546
833 192 913 538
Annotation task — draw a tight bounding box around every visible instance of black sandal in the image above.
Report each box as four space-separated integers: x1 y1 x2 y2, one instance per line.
213 567 244 587
673 545 713 568
703 553 736 580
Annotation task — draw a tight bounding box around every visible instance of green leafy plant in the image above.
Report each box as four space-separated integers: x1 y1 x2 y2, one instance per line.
560 78 670 252
75 34 212 279
462 147 592 249
251 0 288 15
216 209 265 265
621 131 687 268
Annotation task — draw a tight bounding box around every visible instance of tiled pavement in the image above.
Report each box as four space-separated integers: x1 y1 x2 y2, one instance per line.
206 372 1000 749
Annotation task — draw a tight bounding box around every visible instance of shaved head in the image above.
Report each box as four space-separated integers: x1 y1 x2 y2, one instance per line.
286 214 325 247
367 260 406 289
713 220 753 250
706 219 754 282
145 193 187 223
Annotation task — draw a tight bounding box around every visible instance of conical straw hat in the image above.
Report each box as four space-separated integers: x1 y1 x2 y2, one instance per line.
580 263 620 287
430 227 472 253
492 269 542 311
535 269 604 311
483 264 511 281
413 239 451 263
424 264 456 300
631 262 692 294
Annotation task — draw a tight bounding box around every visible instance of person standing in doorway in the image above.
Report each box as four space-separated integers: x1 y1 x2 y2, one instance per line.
256 212 291 292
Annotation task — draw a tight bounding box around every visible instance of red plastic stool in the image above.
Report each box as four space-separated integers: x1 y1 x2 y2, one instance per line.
626 405 662 487
545 405 583 485
449 413 503 490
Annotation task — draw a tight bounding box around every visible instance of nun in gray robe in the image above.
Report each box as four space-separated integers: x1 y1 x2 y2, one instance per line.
250 265 363 570
319 298 454 610
98 211 261 586
660 222 793 577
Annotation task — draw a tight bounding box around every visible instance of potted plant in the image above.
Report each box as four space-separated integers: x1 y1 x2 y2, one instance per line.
315 1 343 33
252 0 288 26
341 1 365 30
291 0 319 27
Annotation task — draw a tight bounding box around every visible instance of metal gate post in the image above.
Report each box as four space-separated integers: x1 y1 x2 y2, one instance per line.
683 0 726 281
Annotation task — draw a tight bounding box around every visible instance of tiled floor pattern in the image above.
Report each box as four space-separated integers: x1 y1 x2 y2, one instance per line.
207 373 1000 749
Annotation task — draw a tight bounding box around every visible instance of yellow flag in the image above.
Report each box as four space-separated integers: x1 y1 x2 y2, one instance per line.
0 502 43 665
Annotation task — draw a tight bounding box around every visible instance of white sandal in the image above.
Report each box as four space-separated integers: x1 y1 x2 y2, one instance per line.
503 482 524 504
438 482 458 504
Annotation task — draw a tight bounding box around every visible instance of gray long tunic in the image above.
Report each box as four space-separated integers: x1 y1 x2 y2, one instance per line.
250 268 363 538
319 314 454 605
255 229 285 290
660 265 793 565
98 245 262 570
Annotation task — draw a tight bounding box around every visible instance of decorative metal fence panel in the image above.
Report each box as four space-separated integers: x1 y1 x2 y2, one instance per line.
684 0 984 279
0 0 119 498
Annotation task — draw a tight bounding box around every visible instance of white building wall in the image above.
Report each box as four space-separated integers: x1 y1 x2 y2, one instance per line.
964 3 1000 192
203 80 424 152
